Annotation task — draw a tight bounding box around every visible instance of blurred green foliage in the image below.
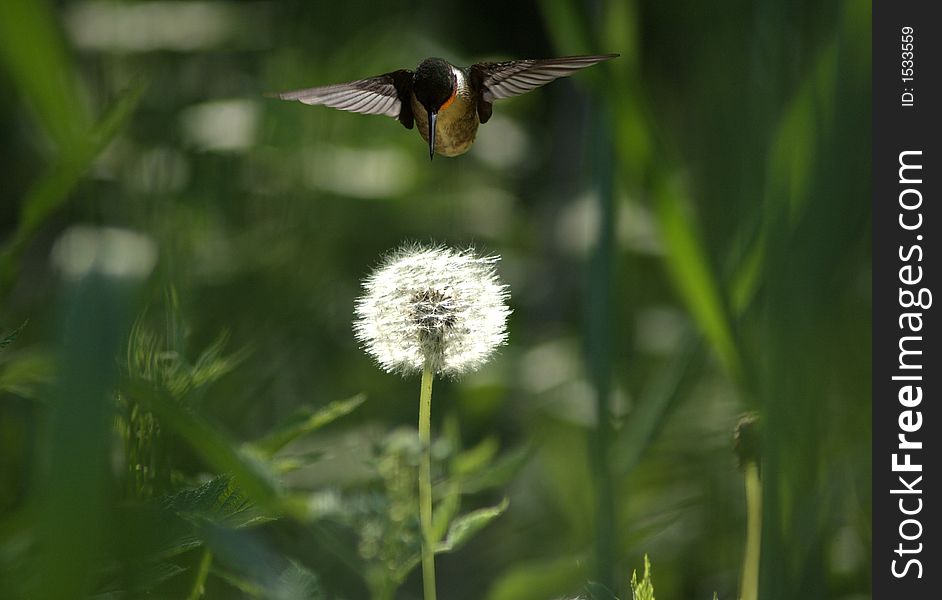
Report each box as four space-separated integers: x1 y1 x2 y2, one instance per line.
1 0 870 599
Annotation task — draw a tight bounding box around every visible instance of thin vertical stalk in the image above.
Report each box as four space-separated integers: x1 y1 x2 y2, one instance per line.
374 585 394 600
186 548 213 600
587 102 617 591
740 462 761 600
418 365 437 600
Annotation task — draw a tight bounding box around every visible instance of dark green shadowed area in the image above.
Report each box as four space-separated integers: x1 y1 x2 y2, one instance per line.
36 273 139 599
1 0 870 599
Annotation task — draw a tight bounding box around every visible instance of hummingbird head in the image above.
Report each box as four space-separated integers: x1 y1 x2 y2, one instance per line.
414 58 456 112
414 58 457 160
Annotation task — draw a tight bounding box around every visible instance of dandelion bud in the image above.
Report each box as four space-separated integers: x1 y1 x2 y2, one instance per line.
354 244 511 376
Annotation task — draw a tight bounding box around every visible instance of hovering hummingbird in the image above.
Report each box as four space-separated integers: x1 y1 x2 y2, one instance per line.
273 54 618 159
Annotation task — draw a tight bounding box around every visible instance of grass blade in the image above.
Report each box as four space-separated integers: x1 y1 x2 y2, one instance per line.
124 379 306 520
250 394 365 457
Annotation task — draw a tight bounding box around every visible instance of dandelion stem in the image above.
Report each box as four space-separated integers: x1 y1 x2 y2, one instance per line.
418 364 437 600
740 461 761 600
186 548 213 600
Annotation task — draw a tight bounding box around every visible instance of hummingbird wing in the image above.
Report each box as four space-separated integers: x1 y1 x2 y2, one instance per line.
273 69 416 129
469 54 617 123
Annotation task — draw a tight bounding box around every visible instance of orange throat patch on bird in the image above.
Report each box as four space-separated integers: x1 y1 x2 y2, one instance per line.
412 88 479 157
439 87 458 112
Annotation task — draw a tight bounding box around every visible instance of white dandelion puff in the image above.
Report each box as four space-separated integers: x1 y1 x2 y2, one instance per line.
353 244 511 377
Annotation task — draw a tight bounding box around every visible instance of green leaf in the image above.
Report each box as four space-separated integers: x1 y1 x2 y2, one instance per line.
161 476 271 530
436 498 508 554
35 269 144 600
210 566 265 597
485 555 586 600
104 481 277 567
18 81 145 236
768 44 838 220
149 533 204 561
0 0 90 148
122 561 187 597
188 330 249 394
0 350 53 398
629 555 655 600
652 175 740 378
458 445 531 494
273 450 327 474
612 330 703 475
212 561 326 600
431 488 461 544
274 561 324 600
198 523 325 599
123 379 307 520
137 560 190 588
451 436 499 476
251 394 365 457
540 0 593 56
0 81 147 282
585 581 619 600
0 320 28 351
91 561 189 599
126 301 245 402
732 43 840 314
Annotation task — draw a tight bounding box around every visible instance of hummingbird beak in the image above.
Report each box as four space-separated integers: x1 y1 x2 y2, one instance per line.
427 111 437 160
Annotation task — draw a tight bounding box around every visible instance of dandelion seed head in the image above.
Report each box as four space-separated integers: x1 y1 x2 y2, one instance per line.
354 244 511 377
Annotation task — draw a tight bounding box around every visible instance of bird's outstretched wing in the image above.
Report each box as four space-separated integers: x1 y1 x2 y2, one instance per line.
469 54 617 123
273 69 415 129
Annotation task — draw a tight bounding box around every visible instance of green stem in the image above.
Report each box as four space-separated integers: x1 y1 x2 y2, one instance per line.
186 548 213 600
740 462 761 600
418 365 437 600
367 570 396 600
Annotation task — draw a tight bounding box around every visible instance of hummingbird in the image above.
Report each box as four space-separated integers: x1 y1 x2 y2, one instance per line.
273 54 618 159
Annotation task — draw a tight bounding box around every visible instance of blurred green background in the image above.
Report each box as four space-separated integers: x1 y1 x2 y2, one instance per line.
0 0 871 599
